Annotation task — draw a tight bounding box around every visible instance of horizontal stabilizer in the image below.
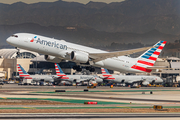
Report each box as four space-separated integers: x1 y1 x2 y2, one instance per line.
147 67 172 69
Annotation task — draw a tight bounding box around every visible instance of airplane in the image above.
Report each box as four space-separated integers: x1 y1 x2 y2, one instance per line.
54 63 103 84
17 64 54 83
7 33 166 73
101 68 164 86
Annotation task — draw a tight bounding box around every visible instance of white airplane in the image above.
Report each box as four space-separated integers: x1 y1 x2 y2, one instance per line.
17 64 54 82
101 68 163 85
54 63 102 83
7 33 166 73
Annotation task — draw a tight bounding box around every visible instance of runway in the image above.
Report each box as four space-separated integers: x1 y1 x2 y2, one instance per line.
4 92 180 103
1 84 180 116
1 113 180 119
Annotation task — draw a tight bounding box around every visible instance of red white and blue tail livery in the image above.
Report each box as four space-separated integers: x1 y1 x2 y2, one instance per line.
101 67 163 84
55 63 69 79
131 41 166 73
101 68 115 80
55 63 102 83
17 64 32 79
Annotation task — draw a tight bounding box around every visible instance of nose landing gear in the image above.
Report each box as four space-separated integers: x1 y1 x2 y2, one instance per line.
15 47 20 56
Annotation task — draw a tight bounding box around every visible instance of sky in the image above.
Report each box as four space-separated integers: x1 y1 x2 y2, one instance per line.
0 0 125 4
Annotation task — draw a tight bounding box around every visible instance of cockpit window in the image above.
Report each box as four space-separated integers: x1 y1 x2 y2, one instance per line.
11 35 18 38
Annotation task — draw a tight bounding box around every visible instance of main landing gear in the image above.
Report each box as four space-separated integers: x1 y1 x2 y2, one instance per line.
73 66 95 72
73 66 82 72
85 66 95 72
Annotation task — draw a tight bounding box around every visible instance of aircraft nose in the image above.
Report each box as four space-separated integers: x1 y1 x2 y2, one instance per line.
6 37 11 44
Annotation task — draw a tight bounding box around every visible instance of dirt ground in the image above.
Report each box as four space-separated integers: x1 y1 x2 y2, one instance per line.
0 99 79 105
0 108 179 113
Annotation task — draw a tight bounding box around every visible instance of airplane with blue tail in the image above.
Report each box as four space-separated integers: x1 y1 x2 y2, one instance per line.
54 63 103 83
17 64 54 82
101 68 163 86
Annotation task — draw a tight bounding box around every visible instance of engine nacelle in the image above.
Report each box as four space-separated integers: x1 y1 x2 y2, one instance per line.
70 51 89 63
142 81 150 86
45 55 55 61
44 55 62 63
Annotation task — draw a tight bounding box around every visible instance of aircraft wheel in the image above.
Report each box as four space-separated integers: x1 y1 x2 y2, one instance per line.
16 52 20 55
86 67 90 70
73 66 77 70
90 68 95 72
77 68 82 72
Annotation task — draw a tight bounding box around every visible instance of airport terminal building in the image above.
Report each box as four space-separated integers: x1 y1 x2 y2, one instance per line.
0 49 39 79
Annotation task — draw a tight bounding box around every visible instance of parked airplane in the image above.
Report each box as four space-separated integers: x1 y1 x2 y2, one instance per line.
54 63 102 83
17 64 54 82
7 33 166 73
101 68 163 85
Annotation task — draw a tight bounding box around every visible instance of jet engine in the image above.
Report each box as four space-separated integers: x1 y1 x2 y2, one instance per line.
45 55 55 61
70 51 89 63
142 81 150 86
44 55 62 63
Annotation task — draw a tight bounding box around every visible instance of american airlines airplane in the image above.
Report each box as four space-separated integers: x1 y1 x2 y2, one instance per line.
7 33 166 73
101 68 163 85
17 64 54 82
54 63 102 83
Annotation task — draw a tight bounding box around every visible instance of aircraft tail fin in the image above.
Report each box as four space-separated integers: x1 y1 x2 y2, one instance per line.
101 68 115 80
17 64 32 79
131 41 166 72
55 63 69 79
101 68 110 74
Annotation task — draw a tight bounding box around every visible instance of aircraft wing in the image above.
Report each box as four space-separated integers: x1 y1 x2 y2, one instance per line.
80 77 94 82
98 75 108 79
147 67 172 69
89 46 153 62
126 78 145 84
146 67 172 72
126 80 144 84
76 79 88 83
52 75 63 80
126 81 134 84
